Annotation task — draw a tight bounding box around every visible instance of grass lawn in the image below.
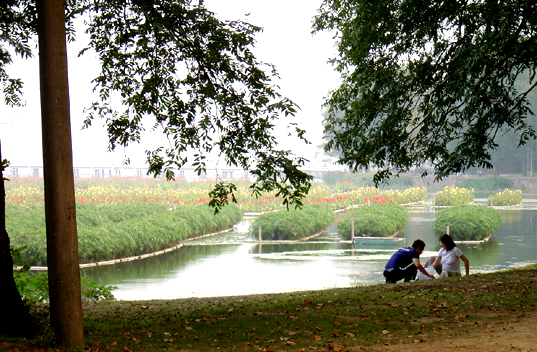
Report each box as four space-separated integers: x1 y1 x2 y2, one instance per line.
4 264 536 351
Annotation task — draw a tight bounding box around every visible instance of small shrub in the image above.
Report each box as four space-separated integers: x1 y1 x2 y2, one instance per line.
433 205 502 241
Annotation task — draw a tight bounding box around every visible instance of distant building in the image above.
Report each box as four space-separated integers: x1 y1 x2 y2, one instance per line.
6 162 352 182
5 164 255 181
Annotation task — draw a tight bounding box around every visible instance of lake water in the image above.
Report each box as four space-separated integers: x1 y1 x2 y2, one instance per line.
83 203 537 300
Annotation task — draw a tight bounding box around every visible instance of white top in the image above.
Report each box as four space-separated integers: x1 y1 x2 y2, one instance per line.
438 247 463 273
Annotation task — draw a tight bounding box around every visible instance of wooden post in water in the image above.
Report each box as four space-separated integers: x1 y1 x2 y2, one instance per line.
351 213 355 247
258 226 262 243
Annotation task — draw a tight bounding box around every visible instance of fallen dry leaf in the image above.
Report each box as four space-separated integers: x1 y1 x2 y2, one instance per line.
327 343 347 351
382 330 389 335
315 335 322 341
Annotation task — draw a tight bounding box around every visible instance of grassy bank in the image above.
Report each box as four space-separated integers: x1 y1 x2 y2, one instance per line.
7 265 536 351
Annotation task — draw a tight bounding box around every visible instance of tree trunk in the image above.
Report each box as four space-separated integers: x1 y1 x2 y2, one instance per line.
37 0 84 348
0 143 36 338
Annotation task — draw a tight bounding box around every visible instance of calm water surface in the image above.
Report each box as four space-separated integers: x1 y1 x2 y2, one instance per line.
83 204 537 300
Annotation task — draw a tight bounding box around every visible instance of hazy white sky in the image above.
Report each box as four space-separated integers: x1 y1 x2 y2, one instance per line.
0 0 340 168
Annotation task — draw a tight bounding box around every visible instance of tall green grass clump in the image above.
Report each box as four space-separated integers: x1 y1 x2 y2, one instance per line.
250 204 334 240
336 203 409 239
433 205 502 241
8 202 243 266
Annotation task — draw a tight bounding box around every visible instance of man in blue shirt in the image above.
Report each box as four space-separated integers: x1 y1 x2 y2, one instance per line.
384 239 434 283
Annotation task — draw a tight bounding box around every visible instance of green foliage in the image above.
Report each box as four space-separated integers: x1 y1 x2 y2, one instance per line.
12 246 116 303
433 205 502 241
14 271 116 304
250 204 334 240
0 1 37 108
1 158 9 181
79 0 312 208
80 277 117 302
336 204 409 239
434 186 475 206
488 189 523 206
456 177 515 192
314 1 537 184
8 202 243 266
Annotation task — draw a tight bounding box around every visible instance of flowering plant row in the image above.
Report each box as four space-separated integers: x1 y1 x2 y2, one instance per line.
6 178 430 214
434 186 474 206
487 189 523 206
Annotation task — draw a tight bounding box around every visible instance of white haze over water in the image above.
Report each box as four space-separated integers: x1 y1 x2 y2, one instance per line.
0 0 340 170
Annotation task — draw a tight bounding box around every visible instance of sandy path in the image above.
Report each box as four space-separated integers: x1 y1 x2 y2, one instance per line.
350 312 536 352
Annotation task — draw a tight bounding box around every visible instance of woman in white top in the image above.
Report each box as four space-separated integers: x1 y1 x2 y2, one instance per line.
432 234 470 277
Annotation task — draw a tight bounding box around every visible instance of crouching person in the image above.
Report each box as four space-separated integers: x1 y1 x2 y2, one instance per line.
383 239 434 283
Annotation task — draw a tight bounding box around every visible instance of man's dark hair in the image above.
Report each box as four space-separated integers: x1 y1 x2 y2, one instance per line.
412 239 426 250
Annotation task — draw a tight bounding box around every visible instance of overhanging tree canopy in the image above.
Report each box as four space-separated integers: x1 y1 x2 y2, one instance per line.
2 0 313 209
314 0 537 183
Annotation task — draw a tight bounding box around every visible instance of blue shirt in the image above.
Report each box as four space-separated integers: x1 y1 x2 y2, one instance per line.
385 247 420 270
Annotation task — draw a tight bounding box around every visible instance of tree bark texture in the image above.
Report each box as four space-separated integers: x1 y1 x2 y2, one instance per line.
0 143 36 338
37 0 84 348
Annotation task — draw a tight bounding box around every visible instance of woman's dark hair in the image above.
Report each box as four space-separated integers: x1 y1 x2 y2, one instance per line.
439 234 456 251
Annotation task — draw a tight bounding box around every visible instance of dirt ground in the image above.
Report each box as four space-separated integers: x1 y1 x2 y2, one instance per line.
352 312 537 352
1 313 536 352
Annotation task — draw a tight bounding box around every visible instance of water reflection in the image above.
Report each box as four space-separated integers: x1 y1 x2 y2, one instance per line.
82 207 537 300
